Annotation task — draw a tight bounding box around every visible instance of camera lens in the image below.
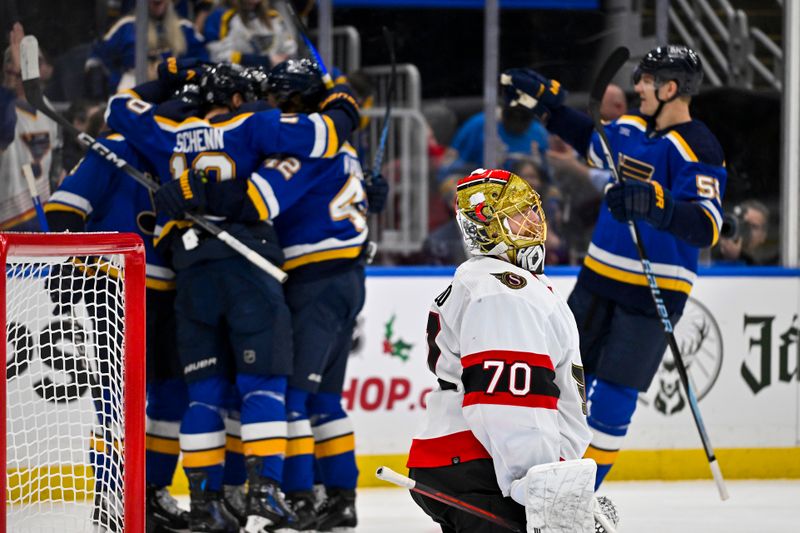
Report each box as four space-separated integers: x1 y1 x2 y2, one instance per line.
720 213 739 240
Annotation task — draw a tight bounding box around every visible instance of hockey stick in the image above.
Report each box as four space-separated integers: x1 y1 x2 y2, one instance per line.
376 467 526 532
22 163 49 231
19 35 288 283
371 26 397 174
377 466 617 533
588 46 729 501
284 0 335 89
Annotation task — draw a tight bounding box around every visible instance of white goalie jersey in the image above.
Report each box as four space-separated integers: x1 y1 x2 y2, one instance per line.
407 255 592 500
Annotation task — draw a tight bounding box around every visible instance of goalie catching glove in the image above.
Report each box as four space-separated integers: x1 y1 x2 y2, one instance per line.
605 178 675 229
154 169 208 219
500 68 566 118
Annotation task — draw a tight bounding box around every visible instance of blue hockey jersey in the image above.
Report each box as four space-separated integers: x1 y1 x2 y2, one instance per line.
44 134 175 291
104 91 356 268
247 142 368 275
580 113 726 314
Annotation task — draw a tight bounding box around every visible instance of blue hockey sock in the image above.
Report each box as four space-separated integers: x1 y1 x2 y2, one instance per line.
181 377 227 491
237 374 287 482
146 379 187 488
310 392 358 490
222 384 247 486
583 378 639 490
283 387 315 493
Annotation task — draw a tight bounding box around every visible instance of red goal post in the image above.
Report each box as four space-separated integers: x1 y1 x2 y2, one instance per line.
0 232 146 532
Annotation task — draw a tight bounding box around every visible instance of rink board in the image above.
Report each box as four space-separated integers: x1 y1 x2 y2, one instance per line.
6 266 800 494
345 266 800 485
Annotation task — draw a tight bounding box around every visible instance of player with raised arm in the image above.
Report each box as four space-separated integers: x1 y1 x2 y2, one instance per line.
44 134 190 533
104 61 360 533
406 168 608 533
501 45 726 491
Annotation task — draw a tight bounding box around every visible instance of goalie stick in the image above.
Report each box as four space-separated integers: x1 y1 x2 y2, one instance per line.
376 467 525 532
376 467 618 533
18 35 288 283
588 46 729 501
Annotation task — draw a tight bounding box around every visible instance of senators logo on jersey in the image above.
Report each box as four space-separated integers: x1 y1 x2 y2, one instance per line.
491 271 527 290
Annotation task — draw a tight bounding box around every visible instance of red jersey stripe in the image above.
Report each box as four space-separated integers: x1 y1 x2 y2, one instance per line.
463 391 559 410
461 350 554 371
407 430 491 468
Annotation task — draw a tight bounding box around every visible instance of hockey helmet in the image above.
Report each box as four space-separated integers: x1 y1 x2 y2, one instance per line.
455 168 547 272
198 63 261 108
266 58 326 112
633 45 704 96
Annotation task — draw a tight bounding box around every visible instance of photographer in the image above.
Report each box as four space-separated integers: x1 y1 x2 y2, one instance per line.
716 199 774 265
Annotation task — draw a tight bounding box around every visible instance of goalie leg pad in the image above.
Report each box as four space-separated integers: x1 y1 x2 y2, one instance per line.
516 459 597 533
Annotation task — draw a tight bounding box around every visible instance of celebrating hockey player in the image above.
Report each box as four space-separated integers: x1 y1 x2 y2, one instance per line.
154 58 374 532
102 60 360 532
501 45 727 489
406 168 600 533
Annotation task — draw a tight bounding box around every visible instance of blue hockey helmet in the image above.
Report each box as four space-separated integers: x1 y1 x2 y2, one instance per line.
633 45 704 96
266 58 326 112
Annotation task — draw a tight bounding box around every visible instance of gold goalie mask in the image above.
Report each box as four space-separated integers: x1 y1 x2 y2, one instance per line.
455 168 547 273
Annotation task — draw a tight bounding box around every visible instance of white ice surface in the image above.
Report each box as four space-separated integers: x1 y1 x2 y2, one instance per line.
15 480 796 532
351 480 800 533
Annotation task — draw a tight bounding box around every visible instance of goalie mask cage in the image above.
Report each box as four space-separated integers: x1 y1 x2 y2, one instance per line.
0 233 145 532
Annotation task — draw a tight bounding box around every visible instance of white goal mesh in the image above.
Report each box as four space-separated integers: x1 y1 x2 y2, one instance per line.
2 234 145 533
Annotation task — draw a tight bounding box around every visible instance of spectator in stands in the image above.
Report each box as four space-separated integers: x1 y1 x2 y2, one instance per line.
507 156 569 265
715 199 776 265
1 22 62 230
85 0 208 98
436 102 549 206
62 100 105 173
203 0 297 68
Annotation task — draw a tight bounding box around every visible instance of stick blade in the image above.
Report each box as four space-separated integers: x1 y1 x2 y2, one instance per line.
590 46 630 105
20 35 40 82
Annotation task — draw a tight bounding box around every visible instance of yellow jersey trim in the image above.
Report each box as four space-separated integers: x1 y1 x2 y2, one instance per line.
283 246 362 271
322 114 338 157
699 205 720 246
219 8 236 39
155 220 194 247
667 131 699 162
43 203 88 219
246 180 270 221
583 255 693 295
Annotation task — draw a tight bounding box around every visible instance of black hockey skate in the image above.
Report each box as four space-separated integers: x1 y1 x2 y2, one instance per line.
186 471 240 533
594 495 619 533
274 492 318 532
316 488 357 532
92 491 123 533
244 457 297 532
146 484 190 533
223 484 248 527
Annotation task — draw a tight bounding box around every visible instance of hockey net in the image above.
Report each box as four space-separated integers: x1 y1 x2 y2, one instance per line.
1 233 145 533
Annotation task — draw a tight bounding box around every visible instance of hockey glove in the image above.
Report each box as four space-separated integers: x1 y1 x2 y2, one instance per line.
605 179 675 229
46 262 85 316
364 170 389 214
500 68 566 118
320 83 361 129
155 169 208 220
157 57 209 87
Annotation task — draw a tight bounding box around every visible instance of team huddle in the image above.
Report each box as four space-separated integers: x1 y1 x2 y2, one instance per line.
39 41 726 533
45 57 376 533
